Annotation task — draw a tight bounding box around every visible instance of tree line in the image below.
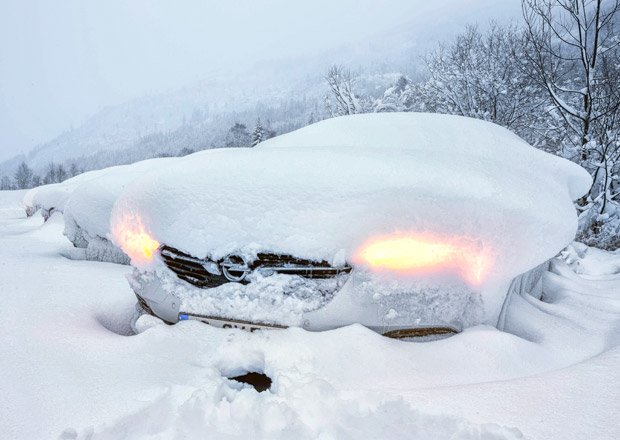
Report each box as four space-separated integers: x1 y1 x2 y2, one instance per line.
0 161 84 190
1 117 278 190
224 118 277 148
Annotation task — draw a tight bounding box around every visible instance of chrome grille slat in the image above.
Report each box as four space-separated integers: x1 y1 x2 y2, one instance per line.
160 245 351 288
160 245 228 288
161 249 207 266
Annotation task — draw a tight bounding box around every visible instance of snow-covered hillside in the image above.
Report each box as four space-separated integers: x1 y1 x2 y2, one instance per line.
0 1 521 176
0 194 618 440
0 64 402 175
9 72 320 172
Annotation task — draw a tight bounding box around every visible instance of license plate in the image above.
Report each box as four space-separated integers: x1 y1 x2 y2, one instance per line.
178 312 286 332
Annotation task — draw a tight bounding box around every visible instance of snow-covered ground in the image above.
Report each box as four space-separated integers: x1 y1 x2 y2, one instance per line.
0 190 618 439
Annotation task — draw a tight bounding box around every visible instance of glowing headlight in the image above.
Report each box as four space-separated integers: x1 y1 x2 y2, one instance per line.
111 214 160 263
354 233 491 285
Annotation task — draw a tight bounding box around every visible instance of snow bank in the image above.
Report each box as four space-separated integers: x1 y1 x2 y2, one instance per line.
561 241 620 275
64 158 175 263
65 377 523 440
112 113 590 324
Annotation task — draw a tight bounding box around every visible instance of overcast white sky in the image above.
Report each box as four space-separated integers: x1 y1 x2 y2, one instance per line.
0 0 521 161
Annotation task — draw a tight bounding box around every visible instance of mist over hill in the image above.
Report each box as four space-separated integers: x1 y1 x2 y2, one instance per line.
0 1 522 175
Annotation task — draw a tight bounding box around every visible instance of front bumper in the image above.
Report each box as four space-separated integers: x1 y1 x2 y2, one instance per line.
129 266 480 338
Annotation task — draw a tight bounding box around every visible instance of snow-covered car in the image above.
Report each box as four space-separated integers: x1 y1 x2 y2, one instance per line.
110 113 591 338
23 168 113 220
63 158 177 263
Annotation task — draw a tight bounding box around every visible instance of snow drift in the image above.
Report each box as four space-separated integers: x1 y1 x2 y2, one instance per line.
111 113 591 325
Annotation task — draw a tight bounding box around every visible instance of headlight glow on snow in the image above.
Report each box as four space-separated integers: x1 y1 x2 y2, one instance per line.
111 214 160 263
354 234 491 285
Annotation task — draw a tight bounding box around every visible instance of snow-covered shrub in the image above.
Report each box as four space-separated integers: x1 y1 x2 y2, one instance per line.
576 200 620 250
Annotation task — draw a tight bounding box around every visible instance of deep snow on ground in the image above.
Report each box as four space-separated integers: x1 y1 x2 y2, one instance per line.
0 189 26 217
0 192 618 439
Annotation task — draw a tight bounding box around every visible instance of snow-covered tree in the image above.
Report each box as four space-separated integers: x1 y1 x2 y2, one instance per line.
324 65 368 116
56 164 67 182
69 163 80 177
523 0 620 246
0 175 12 190
252 118 264 147
414 24 552 147
13 162 34 189
41 162 70 183
374 76 415 113
523 0 620 157
225 122 251 148
43 162 57 184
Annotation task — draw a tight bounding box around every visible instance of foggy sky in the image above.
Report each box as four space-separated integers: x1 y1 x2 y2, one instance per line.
0 0 521 161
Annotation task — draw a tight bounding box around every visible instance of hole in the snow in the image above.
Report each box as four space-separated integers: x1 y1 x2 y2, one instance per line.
228 372 272 392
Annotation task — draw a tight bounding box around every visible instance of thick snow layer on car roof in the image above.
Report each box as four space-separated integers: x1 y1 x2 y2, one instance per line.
111 113 590 321
258 113 589 199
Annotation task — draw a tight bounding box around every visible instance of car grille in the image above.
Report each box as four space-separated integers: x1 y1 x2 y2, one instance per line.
159 245 352 289
160 245 226 288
